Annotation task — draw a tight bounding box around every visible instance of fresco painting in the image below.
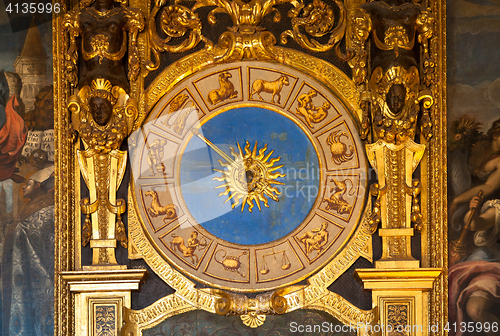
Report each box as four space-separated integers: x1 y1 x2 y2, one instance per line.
0 12 54 336
448 0 500 334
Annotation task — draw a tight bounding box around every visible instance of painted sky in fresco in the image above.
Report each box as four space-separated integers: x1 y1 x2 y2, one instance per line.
448 0 500 130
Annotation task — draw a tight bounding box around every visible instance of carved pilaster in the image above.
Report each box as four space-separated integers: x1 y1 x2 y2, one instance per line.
61 270 147 336
356 269 441 336
69 79 137 268
349 0 435 266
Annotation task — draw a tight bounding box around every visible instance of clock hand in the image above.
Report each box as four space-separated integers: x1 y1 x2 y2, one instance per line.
192 128 237 166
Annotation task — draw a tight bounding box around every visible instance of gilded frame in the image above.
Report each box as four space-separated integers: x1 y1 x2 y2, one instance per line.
53 0 448 334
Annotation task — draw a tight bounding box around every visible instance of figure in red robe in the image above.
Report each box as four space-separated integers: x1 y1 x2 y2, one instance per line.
0 71 26 181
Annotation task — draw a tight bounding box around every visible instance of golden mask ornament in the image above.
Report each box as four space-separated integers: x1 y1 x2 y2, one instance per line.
69 78 137 267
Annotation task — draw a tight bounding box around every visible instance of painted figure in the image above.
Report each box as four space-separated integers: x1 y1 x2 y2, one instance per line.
296 90 331 128
450 119 500 218
1 166 55 335
448 117 500 334
23 86 54 131
0 71 26 182
299 222 329 256
449 196 500 336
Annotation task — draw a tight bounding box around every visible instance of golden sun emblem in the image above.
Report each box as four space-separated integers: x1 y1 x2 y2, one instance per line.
193 129 285 212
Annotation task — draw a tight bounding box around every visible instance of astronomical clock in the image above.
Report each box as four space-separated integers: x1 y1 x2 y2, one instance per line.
129 61 368 292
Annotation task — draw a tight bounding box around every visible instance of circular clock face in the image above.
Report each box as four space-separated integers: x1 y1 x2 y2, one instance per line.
130 61 367 291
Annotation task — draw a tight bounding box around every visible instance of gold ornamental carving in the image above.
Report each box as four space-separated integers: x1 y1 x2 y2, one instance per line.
62 0 145 89
69 78 138 267
126 178 375 332
52 0 448 334
145 0 349 70
348 0 436 267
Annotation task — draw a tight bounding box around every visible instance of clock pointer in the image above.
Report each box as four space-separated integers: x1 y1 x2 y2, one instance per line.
192 128 238 166
191 128 285 212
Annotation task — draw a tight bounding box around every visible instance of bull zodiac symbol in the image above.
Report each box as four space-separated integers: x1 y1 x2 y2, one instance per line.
322 178 355 215
170 231 207 264
250 75 289 104
326 131 354 165
214 249 248 277
145 188 177 223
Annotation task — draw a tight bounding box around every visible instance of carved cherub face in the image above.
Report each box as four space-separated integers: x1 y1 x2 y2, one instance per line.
89 96 113 126
386 84 406 115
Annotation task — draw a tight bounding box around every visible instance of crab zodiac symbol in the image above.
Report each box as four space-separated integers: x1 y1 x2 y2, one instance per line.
326 131 354 165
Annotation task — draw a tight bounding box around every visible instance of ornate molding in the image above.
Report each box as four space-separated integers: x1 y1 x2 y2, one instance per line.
144 0 350 75
53 0 448 334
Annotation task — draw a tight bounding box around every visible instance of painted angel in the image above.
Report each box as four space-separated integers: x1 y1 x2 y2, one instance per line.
448 115 500 335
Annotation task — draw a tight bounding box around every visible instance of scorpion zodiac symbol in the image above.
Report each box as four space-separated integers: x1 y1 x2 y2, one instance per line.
326 131 354 165
214 249 248 277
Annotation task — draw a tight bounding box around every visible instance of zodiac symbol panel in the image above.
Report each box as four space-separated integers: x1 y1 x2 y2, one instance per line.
130 62 368 291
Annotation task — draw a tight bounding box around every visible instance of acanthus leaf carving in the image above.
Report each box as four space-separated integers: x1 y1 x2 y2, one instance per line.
281 0 350 59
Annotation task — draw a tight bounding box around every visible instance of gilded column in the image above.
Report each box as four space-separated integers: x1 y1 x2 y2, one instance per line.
349 1 441 334
60 1 147 335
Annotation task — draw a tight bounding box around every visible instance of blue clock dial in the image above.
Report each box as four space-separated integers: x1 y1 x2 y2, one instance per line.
180 107 320 245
